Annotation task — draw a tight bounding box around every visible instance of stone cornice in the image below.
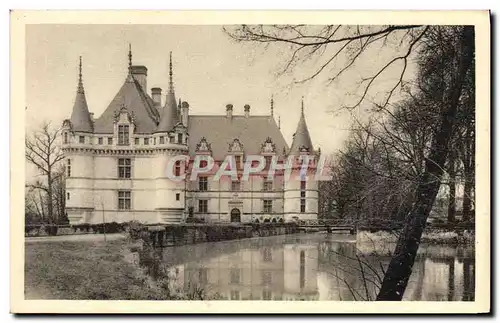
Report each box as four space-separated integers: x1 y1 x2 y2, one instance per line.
62 147 187 156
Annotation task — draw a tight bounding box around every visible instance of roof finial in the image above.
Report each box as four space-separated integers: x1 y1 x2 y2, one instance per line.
278 115 281 129
270 94 274 116
128 43 132 73
169 51 174 94
301 96 305 115
77 56 84 94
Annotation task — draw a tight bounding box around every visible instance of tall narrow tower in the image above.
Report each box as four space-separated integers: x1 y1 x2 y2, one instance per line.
62 56 95 224
283 98 318 222
153 52 188 223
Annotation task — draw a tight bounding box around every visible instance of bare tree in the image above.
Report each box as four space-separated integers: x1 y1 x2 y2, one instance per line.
25 122 65 223
224 25 475 300
376 26 474 300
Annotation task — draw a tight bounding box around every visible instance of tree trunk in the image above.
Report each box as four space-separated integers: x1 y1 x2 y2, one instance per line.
462 173 473 222
376 26 475 301
462 125 475 223
447 156 456 223
47 171 53 224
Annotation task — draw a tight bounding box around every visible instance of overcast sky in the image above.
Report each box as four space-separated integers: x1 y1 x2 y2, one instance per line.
26 24 416 157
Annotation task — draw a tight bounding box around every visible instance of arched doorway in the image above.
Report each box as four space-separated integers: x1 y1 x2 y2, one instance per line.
230 208 241 223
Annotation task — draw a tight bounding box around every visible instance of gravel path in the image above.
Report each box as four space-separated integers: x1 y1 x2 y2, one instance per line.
25 233 127 243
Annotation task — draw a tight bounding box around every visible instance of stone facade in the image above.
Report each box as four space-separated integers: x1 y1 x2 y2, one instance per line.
62 50 319 225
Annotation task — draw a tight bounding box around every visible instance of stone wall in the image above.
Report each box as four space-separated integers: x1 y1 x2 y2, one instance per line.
131 223 298 248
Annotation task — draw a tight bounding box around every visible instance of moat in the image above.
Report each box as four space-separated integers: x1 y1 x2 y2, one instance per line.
138 233 475 301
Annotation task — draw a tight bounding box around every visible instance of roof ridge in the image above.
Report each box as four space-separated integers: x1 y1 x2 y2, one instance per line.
131 76 159 122
189 114 273 118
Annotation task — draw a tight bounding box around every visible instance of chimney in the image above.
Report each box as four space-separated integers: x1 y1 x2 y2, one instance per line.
226 104 233 118
181 101 189 127
244 104 250 118
130 65 148 92
89 112 95 121
151 87 162 106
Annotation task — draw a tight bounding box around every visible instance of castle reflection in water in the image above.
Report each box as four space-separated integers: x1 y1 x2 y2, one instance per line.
141 234 475 301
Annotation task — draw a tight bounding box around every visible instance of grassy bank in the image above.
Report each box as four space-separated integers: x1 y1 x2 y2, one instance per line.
25 237 165 300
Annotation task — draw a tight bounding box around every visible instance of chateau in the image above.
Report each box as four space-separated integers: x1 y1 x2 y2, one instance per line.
62 48 319 225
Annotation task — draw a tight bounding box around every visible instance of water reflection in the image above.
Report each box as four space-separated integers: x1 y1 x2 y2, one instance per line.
140 233 475 301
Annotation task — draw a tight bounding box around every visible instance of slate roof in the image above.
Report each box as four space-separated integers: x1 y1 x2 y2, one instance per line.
289 106 314 153
93 74 160 134
69 59 93 133
156 90 178 132
187 115 288 160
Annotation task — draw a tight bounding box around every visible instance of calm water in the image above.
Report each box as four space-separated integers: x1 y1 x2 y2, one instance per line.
138 233 475 301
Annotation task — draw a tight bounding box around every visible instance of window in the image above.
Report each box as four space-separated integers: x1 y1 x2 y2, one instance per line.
134 138 139 145
263 180 273 191
63 132 68 144
66 159 71 177
98 137 103 145
234 155 241 168
264 156 272 169
199 176 208 191
178 133 183 144
262 248 272 262
118 191 131 210
300 180 306 212
108 137 113 145
79 136 85 144
153 137 156 145
118 158 131 179
230 268 240 284
66 192 70 200
160 136 164 144
263 200 273 213
169 136 175 143
262 271 272 285
144 137 149 145
118 125 129 145
198 199 208 213
230 290 240 300
231 180 240 191
199 159 208 169
174 160 181 177
176 193 180 201
262 290 272 300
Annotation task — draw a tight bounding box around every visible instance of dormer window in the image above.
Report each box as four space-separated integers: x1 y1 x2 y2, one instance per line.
118 125 129 146
134 138 139 145
63 132 68 144
98 137 103 145
178 133 183 144
144 138 149 145
108 137 113 145
160 136 165 144
79 136 85 144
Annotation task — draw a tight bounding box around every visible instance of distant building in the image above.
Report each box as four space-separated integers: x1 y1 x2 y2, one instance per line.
62 48 319 225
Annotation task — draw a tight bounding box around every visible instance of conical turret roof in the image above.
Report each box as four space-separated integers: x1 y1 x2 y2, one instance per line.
156 52 179 133
70 57 93 133
93 45 159 134
289 98 314 154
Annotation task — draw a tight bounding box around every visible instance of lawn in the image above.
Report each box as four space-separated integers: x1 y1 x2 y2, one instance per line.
24 237 162 300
